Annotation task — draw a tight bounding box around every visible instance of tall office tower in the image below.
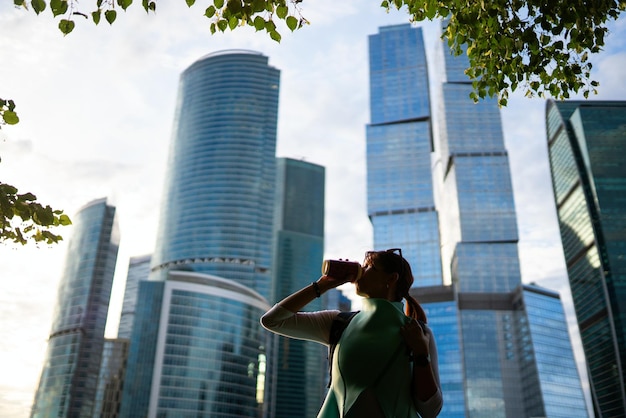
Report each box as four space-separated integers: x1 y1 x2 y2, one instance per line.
433 25 588 417
31 198 119 418
520 284 589 417
266 158 326 418
545 100 626 417
151 50 280 301
119 272 269 417
367 24 443 287
119 51 278 417
368 23 588 417
93 338 129 418
117 254 151 339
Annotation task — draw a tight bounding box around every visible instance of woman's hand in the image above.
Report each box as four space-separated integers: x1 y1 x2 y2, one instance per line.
400 319 430 355
317 274 354 292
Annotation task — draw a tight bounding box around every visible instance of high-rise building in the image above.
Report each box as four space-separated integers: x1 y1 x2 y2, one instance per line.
117 254 151 339
367 24 443 287
93 338 129 418
120 272 270 417
545 100 626 417
267 158 326 418
151 50 280 301
434 25 589 417
31 198 119 418
520 284 589 417
368 23 589 417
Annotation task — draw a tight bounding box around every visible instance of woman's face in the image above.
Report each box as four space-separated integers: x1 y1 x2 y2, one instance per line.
355 255 391 298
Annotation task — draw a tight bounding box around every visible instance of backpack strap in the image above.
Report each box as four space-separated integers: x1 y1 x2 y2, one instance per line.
327 311 359 388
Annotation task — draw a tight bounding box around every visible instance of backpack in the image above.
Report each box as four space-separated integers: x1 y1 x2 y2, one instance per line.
327 311 359 387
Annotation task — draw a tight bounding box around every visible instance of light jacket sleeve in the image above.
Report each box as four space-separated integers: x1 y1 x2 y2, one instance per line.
260 304 340 346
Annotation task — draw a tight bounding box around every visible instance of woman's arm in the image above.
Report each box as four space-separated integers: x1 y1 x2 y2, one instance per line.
400 321 443 417
265 274 349 314
260 275 350 344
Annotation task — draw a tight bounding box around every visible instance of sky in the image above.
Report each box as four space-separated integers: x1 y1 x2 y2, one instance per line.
1 1 625 416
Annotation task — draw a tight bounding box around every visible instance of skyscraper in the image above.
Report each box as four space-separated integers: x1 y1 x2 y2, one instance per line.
120 50 280 417
368 23 589 417
545 100 626 417
93 338 129 418
367 24 443 287
151 50 280 301
31 198 119 418
434 28 588 418
117 254 151 339
267 158 326 418
120 272 270 417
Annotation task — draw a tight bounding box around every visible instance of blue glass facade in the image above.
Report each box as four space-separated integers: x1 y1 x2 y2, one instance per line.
366 23 589 417
93 338 129 418
117 254 151 339
267 158 326 417
414 286 465 418
546 100 626 417
120 272 269 417
151 50 280 301
521 285 589 417
367 24 443 287
31 198 119 418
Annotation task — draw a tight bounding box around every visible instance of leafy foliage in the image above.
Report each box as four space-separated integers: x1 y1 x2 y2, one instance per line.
0 183 72 245
11 0 625 105
1 98 20 127
387 0 626 105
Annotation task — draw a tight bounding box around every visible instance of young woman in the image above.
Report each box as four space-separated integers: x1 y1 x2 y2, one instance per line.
261 249 443 418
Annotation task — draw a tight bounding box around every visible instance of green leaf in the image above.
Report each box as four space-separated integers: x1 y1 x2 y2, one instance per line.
227 0 241 14
117 0 132 11
58 19 75 34
276 4 288 18
228 15 238 30
253 16 265 30
286 15 297 31
2 111 19 125
31 0 46 14
186 0 196 6
215 0 224 8
269 29 281 43
252 0 264 12
59 214 72 226
50 0 68 16
205 5 216 17
92 10 101 24
105 9 117 24
217 18 228 31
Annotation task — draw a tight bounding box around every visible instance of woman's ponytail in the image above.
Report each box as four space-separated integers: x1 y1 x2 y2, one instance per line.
404 293 427 323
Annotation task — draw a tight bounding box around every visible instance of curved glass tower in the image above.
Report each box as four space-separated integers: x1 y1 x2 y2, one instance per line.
152 50 280 300
31 198 119 418
546 100 626 417
119 271 270 417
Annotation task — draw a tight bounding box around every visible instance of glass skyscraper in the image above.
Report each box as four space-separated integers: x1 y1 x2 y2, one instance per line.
369 23 588 417
151 50 280 301
367 24 443 287
117 254 151 339
31 198 119 418
267 158 326 418
93 338 129 418
120 272 270 417
546 100 626 417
